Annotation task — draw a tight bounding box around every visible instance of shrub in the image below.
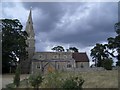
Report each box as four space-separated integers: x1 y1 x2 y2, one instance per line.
29 73 43 88
41 71 63 88
13 65 20 87
41 71 85 89
6 83 15 89
62 76 84 89
102 58 113 70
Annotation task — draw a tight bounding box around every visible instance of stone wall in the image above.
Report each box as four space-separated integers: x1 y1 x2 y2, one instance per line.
76 62 89 68
66 67 105 72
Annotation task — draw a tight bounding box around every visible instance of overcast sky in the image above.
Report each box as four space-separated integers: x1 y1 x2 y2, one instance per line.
2 2 118 63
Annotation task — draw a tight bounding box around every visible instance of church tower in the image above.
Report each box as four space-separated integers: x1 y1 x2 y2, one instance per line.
21 9 35 73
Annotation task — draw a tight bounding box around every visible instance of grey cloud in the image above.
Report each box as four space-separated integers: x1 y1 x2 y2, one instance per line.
50 28 113 46
49 2 117 46
2 2 16 18
22 2 118 50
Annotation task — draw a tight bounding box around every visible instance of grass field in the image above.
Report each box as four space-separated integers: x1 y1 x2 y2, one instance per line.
75 70 118 88
5 70 118 88
49 70 118 88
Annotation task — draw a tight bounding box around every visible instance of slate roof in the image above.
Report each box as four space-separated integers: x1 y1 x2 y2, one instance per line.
72 52 89 62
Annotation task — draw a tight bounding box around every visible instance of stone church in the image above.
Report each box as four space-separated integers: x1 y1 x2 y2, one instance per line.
21 9 89 74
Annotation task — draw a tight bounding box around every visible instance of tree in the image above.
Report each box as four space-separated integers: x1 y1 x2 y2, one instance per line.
102 58 113 70
2 19 28 73
67 47 79 52
51 46 65 52
90 43 109 67
91 22 120 67
107 22 120 66
13 65 21 87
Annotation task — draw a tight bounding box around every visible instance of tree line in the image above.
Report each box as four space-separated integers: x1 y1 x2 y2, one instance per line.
51 45 79 52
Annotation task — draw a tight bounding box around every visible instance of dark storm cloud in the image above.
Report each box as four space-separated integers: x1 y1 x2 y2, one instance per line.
49 2 118 46
22 2 118 48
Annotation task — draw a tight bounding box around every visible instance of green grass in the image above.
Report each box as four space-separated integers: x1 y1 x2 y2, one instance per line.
5 70 118 88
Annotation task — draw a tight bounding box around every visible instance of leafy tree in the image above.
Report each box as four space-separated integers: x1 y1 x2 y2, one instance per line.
107 22 120 66
1 19 28 73
51 46 65 52
91 22 120 67
67 47 79 52
102 58 113 70
90 43 109 67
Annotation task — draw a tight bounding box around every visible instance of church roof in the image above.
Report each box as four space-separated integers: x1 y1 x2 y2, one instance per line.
72 52 89 62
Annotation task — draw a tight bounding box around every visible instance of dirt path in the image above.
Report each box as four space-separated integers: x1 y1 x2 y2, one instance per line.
2 74 29 88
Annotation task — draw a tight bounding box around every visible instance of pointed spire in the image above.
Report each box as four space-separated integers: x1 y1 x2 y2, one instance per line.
25 8 34 37
27 7 33 24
